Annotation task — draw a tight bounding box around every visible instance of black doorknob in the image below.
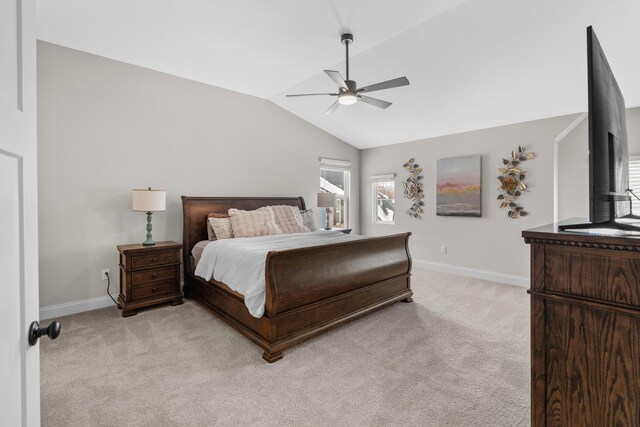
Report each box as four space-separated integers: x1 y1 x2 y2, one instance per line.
28 320 61 347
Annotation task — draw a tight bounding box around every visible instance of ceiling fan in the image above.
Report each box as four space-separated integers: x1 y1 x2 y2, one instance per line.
286 33 410 115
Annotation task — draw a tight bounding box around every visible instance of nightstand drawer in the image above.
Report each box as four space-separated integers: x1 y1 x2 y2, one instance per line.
132 280 176 299
132 267 175 285
131 251 179 268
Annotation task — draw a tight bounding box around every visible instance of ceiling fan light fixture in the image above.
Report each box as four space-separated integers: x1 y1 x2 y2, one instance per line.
338 93 358 105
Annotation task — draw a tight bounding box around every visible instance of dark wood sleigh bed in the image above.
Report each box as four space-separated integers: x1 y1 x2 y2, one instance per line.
181 196 413 362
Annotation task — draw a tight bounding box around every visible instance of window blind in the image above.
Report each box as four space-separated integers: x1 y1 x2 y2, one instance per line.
629 156 640 215
320 158 351 171
371 173 395 182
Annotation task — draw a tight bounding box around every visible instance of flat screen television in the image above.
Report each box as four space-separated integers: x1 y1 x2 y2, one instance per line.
559 26 638 232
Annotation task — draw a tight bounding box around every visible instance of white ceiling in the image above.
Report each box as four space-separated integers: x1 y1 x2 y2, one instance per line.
37 0 640 149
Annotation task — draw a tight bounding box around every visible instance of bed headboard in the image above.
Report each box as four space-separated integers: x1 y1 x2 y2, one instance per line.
181 196 306 275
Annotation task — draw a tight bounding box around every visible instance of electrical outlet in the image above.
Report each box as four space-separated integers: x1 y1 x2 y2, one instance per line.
440 246 447 255
101 269 110 280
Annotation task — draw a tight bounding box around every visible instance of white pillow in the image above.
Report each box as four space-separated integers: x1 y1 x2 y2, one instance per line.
207 217 234 240
259 205 309 234
299 209 319 232
228 208 281 238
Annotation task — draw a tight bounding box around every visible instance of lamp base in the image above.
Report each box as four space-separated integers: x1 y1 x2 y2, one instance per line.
325 207 332 230
142 211 155 246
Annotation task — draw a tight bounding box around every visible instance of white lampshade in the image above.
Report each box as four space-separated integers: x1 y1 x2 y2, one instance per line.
132 188 166 212
317 192 337 208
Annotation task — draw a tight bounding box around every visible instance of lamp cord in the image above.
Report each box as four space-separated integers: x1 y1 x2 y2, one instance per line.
105 272 119 307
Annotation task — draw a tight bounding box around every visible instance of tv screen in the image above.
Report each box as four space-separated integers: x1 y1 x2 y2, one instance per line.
587 26 630 223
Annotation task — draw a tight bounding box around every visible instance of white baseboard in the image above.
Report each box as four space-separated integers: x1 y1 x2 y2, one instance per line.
412 259 529 288
40 295 119 320
40 281 185 319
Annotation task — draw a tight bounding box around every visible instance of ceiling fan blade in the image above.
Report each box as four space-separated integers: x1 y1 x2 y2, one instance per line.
286 93 338 97
358 95 392 109
324 70 348 89
324 100 340 115
357 76 410 93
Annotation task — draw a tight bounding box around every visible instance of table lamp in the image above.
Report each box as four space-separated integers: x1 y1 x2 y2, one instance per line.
132 188 166 246
317 192 337 230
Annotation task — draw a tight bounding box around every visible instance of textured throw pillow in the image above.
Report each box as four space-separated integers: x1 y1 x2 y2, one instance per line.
208 217 234 240
206 213 230 240
299 209 319 232
228 208 281 238
259 205 309 234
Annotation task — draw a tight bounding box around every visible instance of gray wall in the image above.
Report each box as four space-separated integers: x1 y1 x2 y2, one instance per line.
557 116 589 221
360 115 580 281
37 42 360 308
557 107 640 220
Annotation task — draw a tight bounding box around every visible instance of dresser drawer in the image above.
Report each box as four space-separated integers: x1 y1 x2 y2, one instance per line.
132 280 177 300
132 266 175 285
544 245 640 308
131 251 179 268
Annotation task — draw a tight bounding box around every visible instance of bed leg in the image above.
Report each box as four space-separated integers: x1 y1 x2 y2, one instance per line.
262 351 283 363
402 297 413 303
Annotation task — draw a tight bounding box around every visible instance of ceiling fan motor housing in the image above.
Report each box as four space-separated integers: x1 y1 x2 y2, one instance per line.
343 80 357 93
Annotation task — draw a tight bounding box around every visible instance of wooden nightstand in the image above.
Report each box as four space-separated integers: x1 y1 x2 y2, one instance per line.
117 241 183 317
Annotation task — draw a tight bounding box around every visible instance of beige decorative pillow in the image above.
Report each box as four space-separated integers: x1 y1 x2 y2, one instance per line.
228 208 281 238
208 217 234 240
206 213 230 240
299 209 319 232
259 205 309 234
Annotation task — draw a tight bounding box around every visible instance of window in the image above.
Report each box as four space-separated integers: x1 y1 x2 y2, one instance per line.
372 174 396 224
630 156 640 215
320 158 351 229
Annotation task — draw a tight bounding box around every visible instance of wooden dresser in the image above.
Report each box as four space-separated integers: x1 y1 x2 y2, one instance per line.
523 224 640 426
117 241 183 317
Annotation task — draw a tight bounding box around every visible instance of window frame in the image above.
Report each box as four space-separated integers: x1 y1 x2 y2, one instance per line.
320 158 351 229
371 173 396 225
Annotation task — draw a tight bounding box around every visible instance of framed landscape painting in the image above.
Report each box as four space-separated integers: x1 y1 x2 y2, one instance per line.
436 155 482 217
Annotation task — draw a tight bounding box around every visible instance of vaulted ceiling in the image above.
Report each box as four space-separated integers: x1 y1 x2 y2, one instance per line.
37 0 640 149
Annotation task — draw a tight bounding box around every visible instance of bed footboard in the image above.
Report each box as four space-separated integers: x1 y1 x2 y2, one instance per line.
260 232 412 360
265 233 412 315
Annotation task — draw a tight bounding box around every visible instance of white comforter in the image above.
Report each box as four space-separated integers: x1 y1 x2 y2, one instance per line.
194 230 364 318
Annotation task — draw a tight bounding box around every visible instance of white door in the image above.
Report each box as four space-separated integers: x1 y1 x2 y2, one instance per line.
0 0 41 425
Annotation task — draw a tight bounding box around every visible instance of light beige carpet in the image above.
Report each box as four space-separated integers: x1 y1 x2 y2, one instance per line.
40 268 530 426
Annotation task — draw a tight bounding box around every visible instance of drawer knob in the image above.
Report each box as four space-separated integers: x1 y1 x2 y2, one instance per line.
152 287 158 292
151 257 158 262
152 273 158 278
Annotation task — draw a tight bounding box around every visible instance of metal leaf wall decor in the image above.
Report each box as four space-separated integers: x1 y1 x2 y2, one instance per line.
402 158 424 218
497 146 535 218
